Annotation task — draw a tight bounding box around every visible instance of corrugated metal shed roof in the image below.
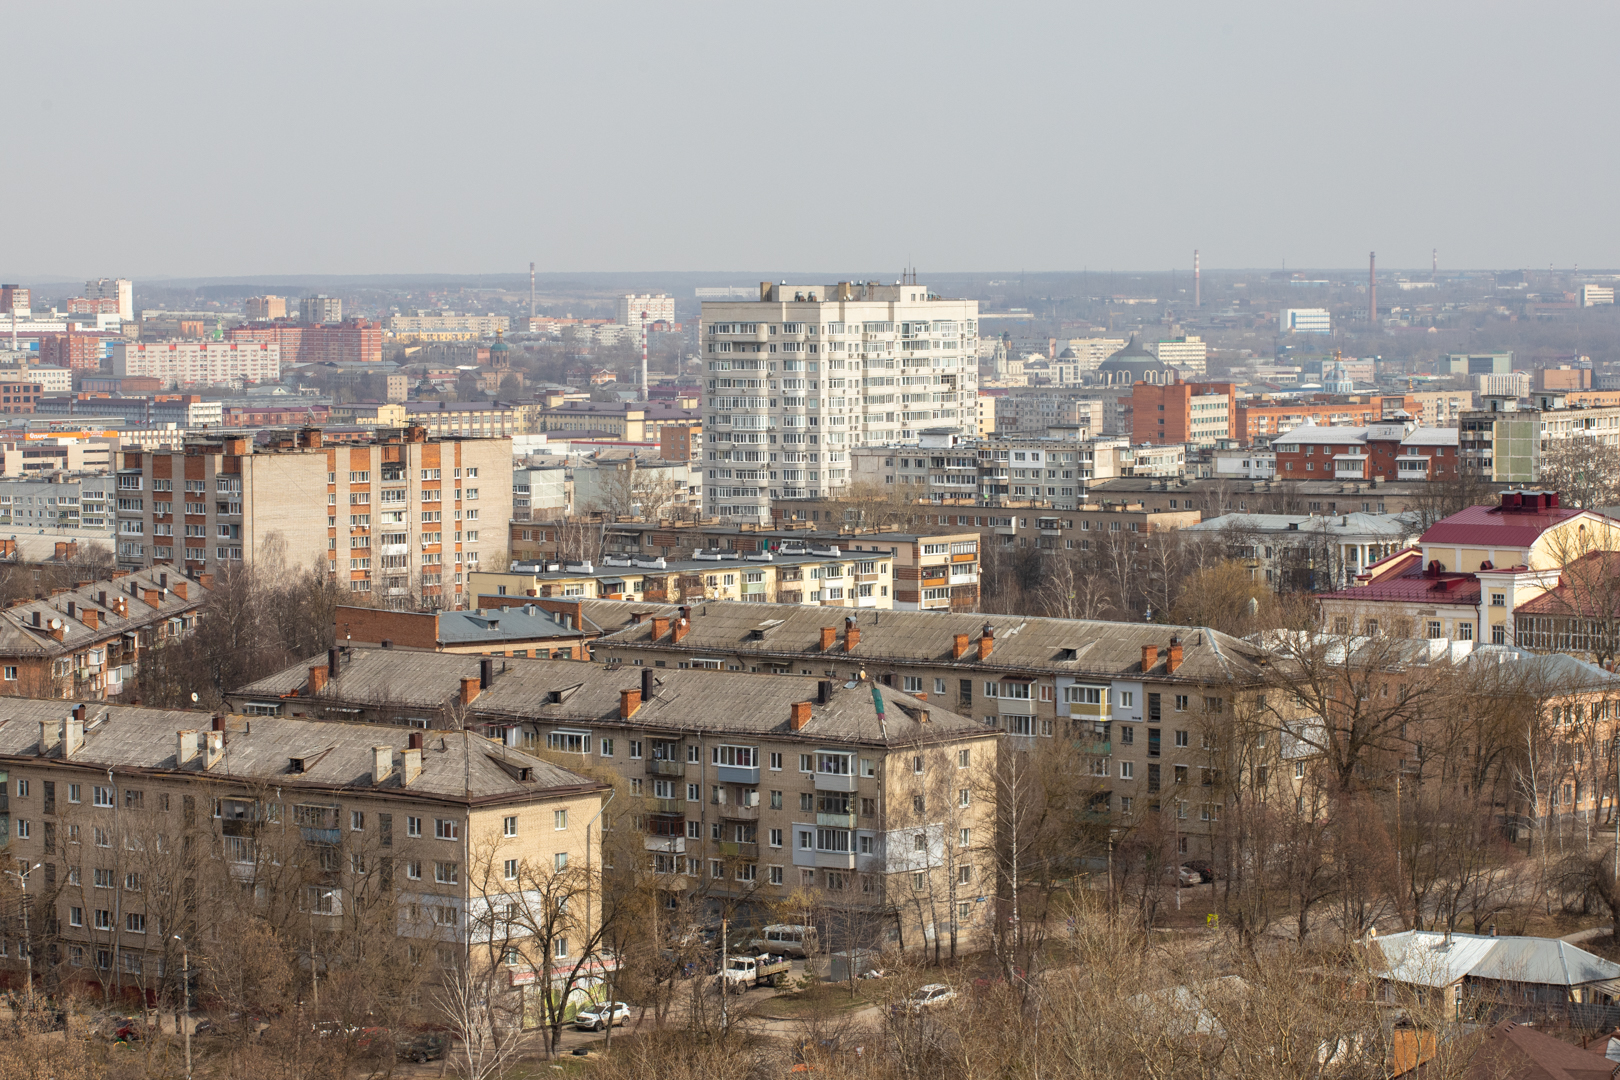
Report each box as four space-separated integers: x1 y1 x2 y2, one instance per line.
1374 930 1620 989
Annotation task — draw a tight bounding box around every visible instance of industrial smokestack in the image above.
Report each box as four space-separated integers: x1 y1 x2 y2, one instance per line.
1432 248 1438 277
1194 249 1200 308
529 261 536 319
1369 251 1377 327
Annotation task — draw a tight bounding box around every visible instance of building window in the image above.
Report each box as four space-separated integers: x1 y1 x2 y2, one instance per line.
435 818 459 840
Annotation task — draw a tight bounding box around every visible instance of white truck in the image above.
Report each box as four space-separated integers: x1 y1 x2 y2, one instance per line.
718 953 792 990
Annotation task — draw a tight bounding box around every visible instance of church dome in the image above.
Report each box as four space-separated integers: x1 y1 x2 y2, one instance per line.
1094 336 1171 385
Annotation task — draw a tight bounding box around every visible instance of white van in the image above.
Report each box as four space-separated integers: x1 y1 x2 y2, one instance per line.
750 924 818 958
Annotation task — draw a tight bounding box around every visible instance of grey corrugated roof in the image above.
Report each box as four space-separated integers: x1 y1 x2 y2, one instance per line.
0 698 599 805
0 569 209 658
232 650 988 748
591 601 1266 684
1186 512 1419 538
1374 930 1620 989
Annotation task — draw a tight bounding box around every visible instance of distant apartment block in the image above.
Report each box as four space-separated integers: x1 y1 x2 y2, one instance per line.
114 427 513 605
1580 284 1614 307
1474 372 1531 398
616 293 676 327
1444 352 1513 375
36 393 223 428
0 285 31 316
111 341 281 387
1279 308 1331 333
402 401 521 438
300 294 342 324
0 365 71 393
0 377 43 415
83 278 133 321
244 295 287 320
1273 421 1459 482
1129 381 1237 446
1148 335 1208 374
385 312 510 340
225 320 383 365
992 391 1104 435
38 330 108 372
701 281 979 519
1533 367 1591 392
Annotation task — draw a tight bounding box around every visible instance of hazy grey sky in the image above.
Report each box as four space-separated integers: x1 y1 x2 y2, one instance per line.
7 1 1616 279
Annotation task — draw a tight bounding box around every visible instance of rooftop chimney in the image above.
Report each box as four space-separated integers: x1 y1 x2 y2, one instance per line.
327 647 339 678
651 615 670 641
64 714 84 757
372 745 394 785
620 688 642 718
38 719 60 757
402 743 423 786
81 607 98 631
460 676 480 705
953 633 970 660
790 701 813 731
818 679 831 705
673 611 690 644
170 580 187 601
176 729 200 766
641 666 654 702
479 657 494 690
1167 636 1183 674
978 625 995 660
204 730 224 770
820 627 837 651
308 665 328 694
1142 645 1159 672
845 623 861 651
141 588 162 609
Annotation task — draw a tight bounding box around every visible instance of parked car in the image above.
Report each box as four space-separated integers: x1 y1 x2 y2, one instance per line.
749 924 817 958
573 1002 632 1031
397 1032 449 1062
896 984 958 1013
1182 860 1218 882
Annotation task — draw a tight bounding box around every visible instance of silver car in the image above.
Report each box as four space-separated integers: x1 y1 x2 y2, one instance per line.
573 1002 631 1031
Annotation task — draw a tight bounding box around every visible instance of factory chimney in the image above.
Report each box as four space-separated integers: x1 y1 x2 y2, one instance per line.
1369 251 1378 327
1194 249 1200 308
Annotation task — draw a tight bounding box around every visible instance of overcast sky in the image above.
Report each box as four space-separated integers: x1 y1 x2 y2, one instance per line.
6 1 1615 279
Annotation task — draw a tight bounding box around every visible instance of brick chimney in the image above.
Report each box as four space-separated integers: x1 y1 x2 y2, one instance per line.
460 677 480 705
308 665 328 694
38 719 60 757
651 616 670 641
170 580 187 601
197 573 214 590
953 633 970 659
620 688 642 718
673 612 690 644
205 730 224 769
790 701 813 731
978 625 995 660
1167 637 1183 674
64 713 85 757
845 625 861 651
820 627 837 651
403 732 424 786
142 588 162 608
1142 645 1159 672
81 608 98 631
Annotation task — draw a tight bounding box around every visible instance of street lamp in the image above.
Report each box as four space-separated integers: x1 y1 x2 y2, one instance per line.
4 863 40 1010
173 934 191 1080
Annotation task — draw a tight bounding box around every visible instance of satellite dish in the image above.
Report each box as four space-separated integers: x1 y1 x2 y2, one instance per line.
49 618 61 630
190 692 199 703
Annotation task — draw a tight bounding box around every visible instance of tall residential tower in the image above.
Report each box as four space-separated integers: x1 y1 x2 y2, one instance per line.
700 281 977 519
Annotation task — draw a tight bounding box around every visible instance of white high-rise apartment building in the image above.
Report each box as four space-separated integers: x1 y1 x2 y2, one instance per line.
1279 308 1332 333
84 278 133 321
616 293 676 327
700 281 978 519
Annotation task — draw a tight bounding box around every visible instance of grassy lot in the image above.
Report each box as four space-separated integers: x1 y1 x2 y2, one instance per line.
755 981 876 1020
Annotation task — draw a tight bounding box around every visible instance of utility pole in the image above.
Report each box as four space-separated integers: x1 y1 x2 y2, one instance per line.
720 917 729 1030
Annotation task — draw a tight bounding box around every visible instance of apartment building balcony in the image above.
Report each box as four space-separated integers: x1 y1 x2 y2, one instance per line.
653 874 690 892
814 850 857 869
816 812 857 830
715 764 760 785
643 835 686 854
717 802 760 822
645 758 685 777
813 772 858 793
651 798 685 816
718 841 759 859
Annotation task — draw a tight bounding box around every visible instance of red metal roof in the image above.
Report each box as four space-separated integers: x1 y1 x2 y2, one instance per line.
1322 559 1481 606
1514 551 1620 617
1419 503 1584 548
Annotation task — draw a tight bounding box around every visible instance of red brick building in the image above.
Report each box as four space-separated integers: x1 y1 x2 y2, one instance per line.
1130 380 1237 445
226 319 383 364
1273 422 1460 482
38 330 108 372
0 379 42 414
